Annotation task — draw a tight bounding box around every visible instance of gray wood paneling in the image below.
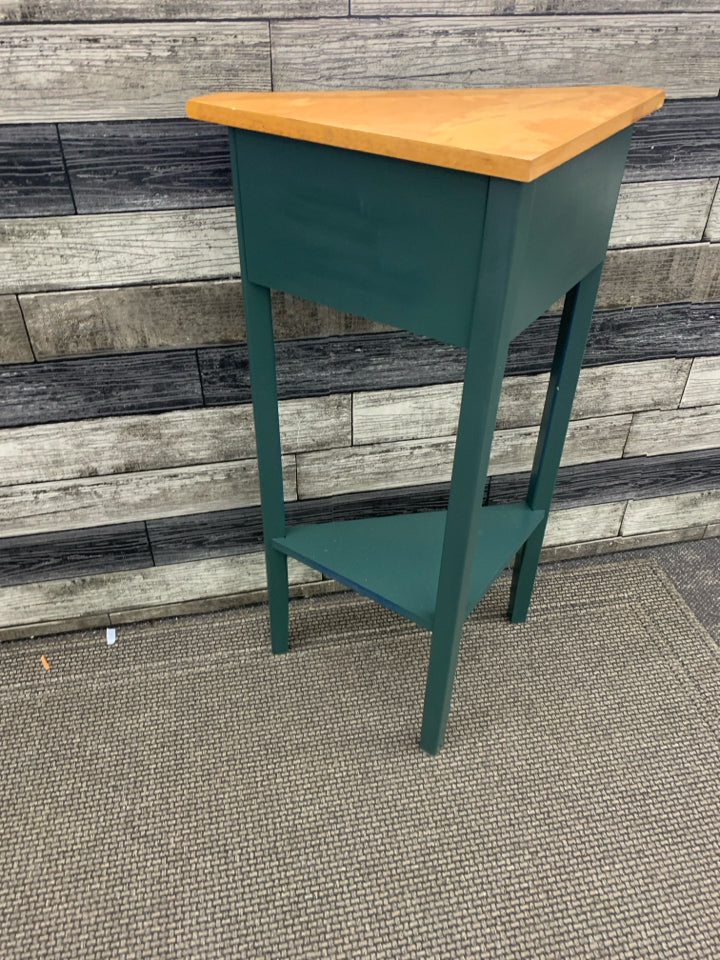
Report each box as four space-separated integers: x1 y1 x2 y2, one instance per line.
609 180 717 248
681 356 720 408
626 99 720 183
297 414 630 499
599 242 715 309
272 16 720 98
0 22 271 123
0 208 238 294
0 457 297 539
0 523 151 587
0 351 202 428
0 295 33 364
0 553 318 630
705 185 720 240
0 124 74 217
59 120 233 214
352 359 691 444
0 397 349 487
544 502 625 547
352 1 719 12
622 489 720 536
19 282 382 361
541 524 708 564
0 1 347 21
625 404 720 457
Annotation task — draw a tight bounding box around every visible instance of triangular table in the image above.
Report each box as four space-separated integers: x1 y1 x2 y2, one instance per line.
187 86 664 753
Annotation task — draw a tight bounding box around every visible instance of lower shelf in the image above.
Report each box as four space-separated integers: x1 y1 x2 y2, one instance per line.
273 504 545 630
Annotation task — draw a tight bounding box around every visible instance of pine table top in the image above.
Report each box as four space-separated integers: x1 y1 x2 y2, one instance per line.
186 85 664 182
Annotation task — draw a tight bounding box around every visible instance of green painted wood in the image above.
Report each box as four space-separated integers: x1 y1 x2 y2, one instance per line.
273 505 544 630
230 128 488 348
229 136 289 654
508 263 605 624
504 128 632 341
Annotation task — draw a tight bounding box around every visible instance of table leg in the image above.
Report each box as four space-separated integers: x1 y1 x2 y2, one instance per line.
508 262 604 623
243 279 290 654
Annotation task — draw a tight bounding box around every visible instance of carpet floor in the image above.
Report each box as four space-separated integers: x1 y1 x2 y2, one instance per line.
1 559 719 959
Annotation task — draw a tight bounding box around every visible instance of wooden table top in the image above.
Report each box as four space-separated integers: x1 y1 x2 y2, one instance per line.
186 85 664 182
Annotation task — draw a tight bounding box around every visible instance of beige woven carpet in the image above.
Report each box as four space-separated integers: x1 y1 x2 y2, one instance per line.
2 559 720 959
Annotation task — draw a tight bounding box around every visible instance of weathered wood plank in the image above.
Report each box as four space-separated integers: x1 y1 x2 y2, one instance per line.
626 99 720 183
706 522 720 538
0 208 238 294
272 16 720 99
540 524 708 564
489 447 720 509
0 124 74 217
19 282 382 360
0 23 270 123
0 396 350 486
609 179 717 249
0 351 202 427
622 489 720 536
0 523 151 587
0 295 33 364
352 359 691 443
624 404 720 458
543 502 625 547
694 242 720 302
59 120 233 214
681 356 720 408
705 185 720 240
0 1 347 22
352 1 719 12
598 242 711 309
297 414 630 499
0 458 297 539
0 553 318 630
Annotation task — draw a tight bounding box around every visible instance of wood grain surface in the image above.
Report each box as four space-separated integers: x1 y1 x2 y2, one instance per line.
187 85 663 181
0 553 318 630
622 488 720 535
0 208 238 294
609 179 717 248
351 1 719 13
705 185 720 240
0 397 349 487
0 351 202 427
626 99 720 182
0 458 297 539
272 16 720 99
681 356 720 408
0 125 74 217
59 120 233 214
0 22 271 123
0 296 33 364
625 404 720 457
0 0 348 21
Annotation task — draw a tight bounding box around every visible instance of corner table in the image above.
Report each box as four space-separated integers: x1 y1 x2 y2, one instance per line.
186 86 664 754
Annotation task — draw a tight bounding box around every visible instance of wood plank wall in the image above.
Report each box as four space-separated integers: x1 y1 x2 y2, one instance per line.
0 3 718 638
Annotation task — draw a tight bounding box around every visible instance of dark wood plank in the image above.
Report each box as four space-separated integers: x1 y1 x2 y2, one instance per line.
625 99 720 182
0 351 202 427
59 119 233 214
0 522 151 587
488 447 720 508
0 124 74 217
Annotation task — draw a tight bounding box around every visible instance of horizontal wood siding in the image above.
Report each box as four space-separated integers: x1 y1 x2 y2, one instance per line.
0 2 716 632
0 23 271 123
272 16 720 98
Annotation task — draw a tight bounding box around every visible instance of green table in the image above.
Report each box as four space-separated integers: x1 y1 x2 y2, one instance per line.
187 86 664 753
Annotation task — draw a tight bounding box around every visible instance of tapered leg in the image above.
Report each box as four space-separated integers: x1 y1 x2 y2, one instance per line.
243 279 290 653
508 262 604 623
